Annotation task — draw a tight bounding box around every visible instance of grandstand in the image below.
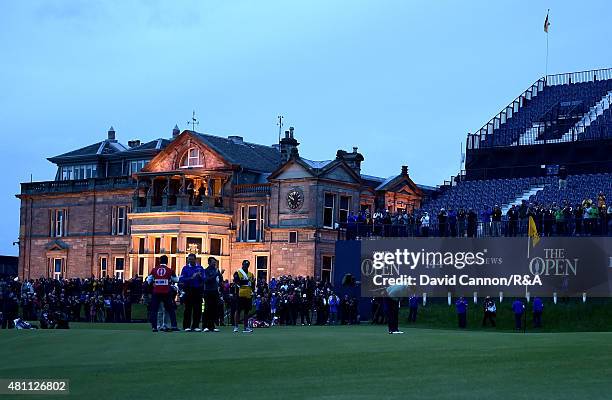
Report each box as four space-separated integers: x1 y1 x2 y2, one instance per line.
421 68 612 218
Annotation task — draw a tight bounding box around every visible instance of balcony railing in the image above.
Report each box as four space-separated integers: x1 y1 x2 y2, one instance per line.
233 184 271 195
21 177 134 194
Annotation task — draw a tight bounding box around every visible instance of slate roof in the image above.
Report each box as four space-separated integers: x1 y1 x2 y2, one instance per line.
301 158 333 169
192 131 281 172
49 140 127 162
121 138 170 154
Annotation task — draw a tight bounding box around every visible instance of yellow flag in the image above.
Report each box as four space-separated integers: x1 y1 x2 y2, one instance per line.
528 216 540 247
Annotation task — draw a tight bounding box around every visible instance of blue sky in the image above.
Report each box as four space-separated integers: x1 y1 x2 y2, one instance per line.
1 0 611 255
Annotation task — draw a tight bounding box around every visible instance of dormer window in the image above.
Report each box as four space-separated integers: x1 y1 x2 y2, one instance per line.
181 147 203 168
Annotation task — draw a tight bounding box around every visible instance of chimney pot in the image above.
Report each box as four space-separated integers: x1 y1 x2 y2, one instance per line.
353 146 358 153
107 126 116 141
401 165 408 175
289 126 294 138
284 130 290 139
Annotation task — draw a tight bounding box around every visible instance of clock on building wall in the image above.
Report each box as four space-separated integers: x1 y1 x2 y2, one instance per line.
286 187 304 211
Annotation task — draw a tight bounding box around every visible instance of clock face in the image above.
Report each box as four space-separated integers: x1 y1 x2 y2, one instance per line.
286 188 304 211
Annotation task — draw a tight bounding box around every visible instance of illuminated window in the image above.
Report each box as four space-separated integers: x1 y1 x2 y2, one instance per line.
181 148 202 168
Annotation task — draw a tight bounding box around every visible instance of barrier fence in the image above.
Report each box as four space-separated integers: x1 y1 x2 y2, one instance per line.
338 218 612 240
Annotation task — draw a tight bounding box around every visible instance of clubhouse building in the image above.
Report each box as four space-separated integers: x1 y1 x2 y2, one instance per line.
17 126 425 282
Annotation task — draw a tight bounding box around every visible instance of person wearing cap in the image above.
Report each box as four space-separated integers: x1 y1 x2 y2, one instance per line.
233 260 255 333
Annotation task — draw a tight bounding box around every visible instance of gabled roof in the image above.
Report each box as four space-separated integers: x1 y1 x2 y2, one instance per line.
301 158 333 169
267 156 361 183
192 131 281 172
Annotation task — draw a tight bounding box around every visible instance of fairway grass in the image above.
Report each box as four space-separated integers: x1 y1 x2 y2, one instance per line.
1 324 612 400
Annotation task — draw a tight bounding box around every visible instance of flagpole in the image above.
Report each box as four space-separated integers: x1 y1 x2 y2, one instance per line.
546 30 549 77
545 9 550 79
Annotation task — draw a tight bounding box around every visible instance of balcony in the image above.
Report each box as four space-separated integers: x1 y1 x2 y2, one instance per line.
133 193 231 214
233 184 271 195
20 177 134 195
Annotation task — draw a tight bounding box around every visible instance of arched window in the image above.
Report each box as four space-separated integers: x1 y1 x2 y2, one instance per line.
180 147 203 168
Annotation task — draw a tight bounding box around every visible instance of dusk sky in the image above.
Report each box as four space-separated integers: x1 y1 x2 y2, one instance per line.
2 0 611 255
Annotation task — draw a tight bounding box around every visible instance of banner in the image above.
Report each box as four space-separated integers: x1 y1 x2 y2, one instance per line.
360 237 612 297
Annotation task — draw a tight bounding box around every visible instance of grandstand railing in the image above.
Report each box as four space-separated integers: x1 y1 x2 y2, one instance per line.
545 67 612 86
467 67 612 150
337 219 612 240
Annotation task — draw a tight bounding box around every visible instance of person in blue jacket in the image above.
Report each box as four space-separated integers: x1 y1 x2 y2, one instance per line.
179 253 205 331
533 297 544 328
512 299 525 330
408 293 419 323
455 297 468 329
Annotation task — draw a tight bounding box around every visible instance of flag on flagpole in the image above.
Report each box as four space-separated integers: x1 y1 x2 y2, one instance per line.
528 216 540 248
544 10 551 33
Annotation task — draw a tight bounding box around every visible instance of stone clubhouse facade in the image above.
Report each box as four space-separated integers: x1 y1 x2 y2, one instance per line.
17 125 425 282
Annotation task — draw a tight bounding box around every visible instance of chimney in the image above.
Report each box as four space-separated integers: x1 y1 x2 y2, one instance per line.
228 135 243 144
107 126 116 141
401 165 408 176
280 127 299 163
128 140 141 148
172 124 180 138
336 148 364 175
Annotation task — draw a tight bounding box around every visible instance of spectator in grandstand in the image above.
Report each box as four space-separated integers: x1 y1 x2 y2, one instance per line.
512 299 525 331
437 208 448 237
533 297 544 328
457 208 466 237
448 208 458 237
519 201 529 235
506 205 519 237
480 207 491 237
455 297 468 329
491 205 502 237
203 256 224 332
558 165 568 190
574 203 584 235
179 253 205 332
420 212 430 237
467 209 477 238
482 296 496 327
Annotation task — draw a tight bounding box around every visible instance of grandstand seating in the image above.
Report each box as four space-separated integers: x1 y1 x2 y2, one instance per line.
421 173 612 220
470 68 612 149
418 69 612 223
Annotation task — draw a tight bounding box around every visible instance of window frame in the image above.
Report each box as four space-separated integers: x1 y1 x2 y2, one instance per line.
339 195 350 223
100 256 108 278
288 231 298 244
321 255 334 283
323 193 336 229
114 257 125 280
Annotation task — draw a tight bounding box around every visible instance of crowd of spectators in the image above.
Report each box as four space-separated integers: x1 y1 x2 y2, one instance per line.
1 273 359 329
247 275 359 326
342 193 612 239
0 276 144 329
